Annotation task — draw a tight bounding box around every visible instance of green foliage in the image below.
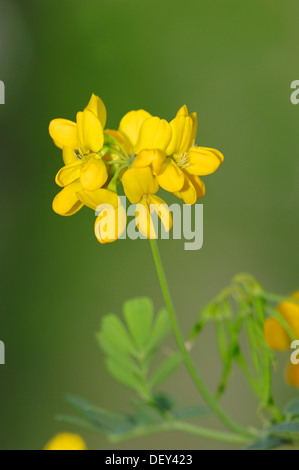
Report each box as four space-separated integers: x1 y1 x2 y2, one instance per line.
96 298 179 398
58 393 211 442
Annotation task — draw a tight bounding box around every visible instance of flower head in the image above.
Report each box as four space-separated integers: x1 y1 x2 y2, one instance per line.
49 98 223 243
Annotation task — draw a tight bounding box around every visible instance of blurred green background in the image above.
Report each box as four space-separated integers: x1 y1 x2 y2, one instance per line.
0 0 298 450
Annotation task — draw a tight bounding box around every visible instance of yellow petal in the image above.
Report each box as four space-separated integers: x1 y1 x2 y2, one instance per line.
174 173 205 204
285 361 299 387
147 194 173 233
55 160 83 187
134 117 172 154
278 294 299 338
76 109 103 154
119 110 151 151
264 317 291 351
77 187 119 210
135 199 157 239
132 149 165 175
94 203 127 244
186 147 224 176
49 119 77 150
176 104 189 117
80 155 108 191
85 93 107 128
121 167 159 204
189 112 197 146
52 181 83 216
166 115 193 156
44 433 86 450
156 159 185 192
105 129 132 154
63 147 77 165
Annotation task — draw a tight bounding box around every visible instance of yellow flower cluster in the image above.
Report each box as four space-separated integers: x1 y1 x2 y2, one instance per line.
49 95 223 243
264 292 299 387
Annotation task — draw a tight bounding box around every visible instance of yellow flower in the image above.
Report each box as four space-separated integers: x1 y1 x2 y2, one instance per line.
121 167 172 238
50 95 113 216
118 110 172 175
264 291 299 351
49 94 106 154
285 361 299 387
44 433 87 450
157 105 223 204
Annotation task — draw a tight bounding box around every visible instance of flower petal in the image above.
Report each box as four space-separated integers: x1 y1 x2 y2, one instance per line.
157 159 185 192
132 149 165 175
264 317 291 351
186 147 224 176
52 181 83 216
49 119 77 150
62 147 77 165
119 110 151 151
85 93 107 128
285 361 299 387
80 155 108 191
166 115 193 156
135 199 157 239
44 434 86 451
174 173 205 205
121 167 159 204
55 160 83 187
94 203 127 244
77 187 119 210
147 194 173 233
176 104 189 117
76 109 104 154
134 117 172 154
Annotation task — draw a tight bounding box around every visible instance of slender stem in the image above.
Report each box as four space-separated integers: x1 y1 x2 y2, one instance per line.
110 419 249 445
265 293 299 306
149 239 255 440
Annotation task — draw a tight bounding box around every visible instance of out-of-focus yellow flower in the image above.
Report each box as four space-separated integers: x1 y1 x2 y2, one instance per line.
157 105 223 204
44 433 87 450
264 291 299 351
285 361 299 387
264 291 299 388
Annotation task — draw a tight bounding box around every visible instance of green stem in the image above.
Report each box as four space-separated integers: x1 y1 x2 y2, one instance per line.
110 419 250 445
265 293 299 306
149 239 255 440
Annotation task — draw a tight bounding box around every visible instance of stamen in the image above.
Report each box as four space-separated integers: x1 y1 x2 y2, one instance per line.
177 152 190 169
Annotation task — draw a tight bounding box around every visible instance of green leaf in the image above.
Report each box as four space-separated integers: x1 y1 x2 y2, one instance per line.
145 308 171 354
153 392 177 412
267 421 299 434
131 399 163 425
96 332 139 374
245 437 284 450
284 399 299 419
100 314 136 356
106 358 142 393
149 352 182 388
123 298 153 351
173 406 212 420
66 395 135 435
